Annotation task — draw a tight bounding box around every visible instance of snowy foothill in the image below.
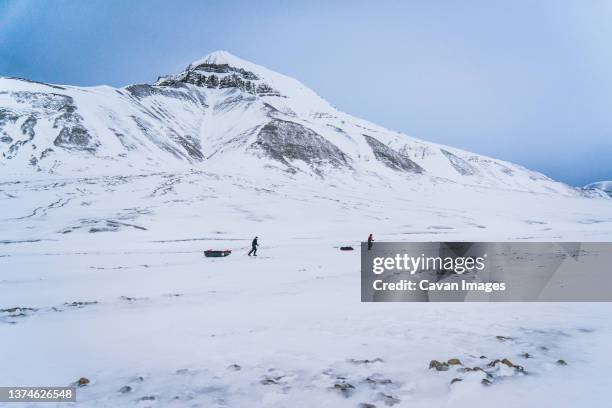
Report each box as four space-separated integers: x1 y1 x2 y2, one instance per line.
584 181 612 197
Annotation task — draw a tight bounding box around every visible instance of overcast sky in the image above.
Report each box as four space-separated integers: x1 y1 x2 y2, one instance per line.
1 0 611 185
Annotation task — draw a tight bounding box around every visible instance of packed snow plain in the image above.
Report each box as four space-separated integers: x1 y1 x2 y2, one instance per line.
1 168 612 408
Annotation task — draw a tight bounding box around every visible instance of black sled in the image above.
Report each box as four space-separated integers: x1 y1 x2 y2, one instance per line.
204 249 232 257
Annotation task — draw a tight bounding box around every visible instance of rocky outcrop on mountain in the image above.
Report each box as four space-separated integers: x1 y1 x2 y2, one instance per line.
124 84 208 106
157 61 281 96
364 135 423 174
0 108 18 145
2 92 98 161
251 119 350 171
440 149 477 176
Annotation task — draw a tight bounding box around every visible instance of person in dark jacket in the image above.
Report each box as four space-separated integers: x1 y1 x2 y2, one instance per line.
248 236 259 256
367 233 374 250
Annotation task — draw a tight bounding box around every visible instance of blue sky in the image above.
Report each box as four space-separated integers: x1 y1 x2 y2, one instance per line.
1 0 611 185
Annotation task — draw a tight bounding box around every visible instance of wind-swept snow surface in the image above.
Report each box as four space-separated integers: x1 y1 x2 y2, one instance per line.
1 51 612 407
1 171 612 407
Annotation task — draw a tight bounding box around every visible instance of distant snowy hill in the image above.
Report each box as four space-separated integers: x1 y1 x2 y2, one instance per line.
0 50 578 195
584 181 612 197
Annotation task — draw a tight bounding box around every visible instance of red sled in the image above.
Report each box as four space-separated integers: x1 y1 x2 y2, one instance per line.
204 249 232 257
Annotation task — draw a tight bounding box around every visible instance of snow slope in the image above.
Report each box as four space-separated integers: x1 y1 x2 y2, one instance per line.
1 51 612 407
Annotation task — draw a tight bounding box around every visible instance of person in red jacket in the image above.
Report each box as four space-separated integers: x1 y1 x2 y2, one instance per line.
367 233 374 250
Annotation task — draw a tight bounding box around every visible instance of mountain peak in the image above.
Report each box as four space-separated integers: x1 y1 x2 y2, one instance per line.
155 50 334 115
189 50 253 70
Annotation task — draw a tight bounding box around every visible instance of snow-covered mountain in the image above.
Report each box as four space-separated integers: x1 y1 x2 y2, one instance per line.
0 50 577 195
584 181 612 197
